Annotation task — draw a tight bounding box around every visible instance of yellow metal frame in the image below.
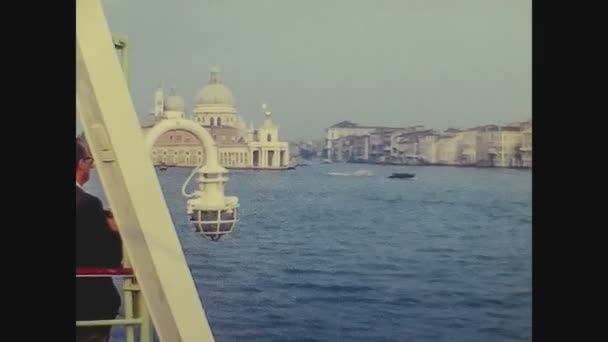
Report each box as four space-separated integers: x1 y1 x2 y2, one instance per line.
76 30 154 342
76 2 216 340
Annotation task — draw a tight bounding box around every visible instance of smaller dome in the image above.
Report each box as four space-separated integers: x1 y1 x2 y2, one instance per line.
165 95 185 111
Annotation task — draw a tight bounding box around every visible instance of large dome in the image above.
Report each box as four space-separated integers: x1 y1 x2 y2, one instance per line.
195 67 235 107
196 84 235 106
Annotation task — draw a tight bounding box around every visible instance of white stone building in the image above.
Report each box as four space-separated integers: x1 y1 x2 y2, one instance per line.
475 124 524 167
141 67 290 169
520 120 532 167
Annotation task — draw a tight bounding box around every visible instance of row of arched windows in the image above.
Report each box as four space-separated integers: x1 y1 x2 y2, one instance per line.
219 152 248 166
194 115 236 127
151 149 203 166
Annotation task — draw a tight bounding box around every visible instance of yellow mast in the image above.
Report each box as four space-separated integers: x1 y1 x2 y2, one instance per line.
76 1 216 341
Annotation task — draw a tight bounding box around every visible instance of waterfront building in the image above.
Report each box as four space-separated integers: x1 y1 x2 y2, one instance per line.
141 67 290 169
390 129 436 164
475 124 524 167
324 121 376 161
519 120 532 167
323 118 532 168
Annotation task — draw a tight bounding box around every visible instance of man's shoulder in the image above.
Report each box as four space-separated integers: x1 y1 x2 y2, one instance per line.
76 186 90 201
76 186 102 208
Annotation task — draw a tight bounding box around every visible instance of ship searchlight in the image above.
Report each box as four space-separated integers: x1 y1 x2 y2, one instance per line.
182 162 239 241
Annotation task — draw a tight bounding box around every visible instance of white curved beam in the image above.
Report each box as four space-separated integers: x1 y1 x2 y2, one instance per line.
145 119 222 169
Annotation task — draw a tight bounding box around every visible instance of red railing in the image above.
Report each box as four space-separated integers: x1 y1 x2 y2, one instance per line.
76 267 134 277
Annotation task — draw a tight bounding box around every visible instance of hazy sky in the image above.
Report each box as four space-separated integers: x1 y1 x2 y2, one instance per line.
86 0 531 141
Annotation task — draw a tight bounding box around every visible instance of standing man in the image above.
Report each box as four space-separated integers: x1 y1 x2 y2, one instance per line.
76 137 123 342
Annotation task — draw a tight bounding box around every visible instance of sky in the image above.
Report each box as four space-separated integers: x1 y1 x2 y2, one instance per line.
80 0 531 141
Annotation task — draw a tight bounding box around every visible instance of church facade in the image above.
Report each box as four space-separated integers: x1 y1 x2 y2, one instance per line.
141 67 290 169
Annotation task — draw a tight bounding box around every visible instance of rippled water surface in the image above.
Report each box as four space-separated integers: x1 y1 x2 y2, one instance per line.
88 163 531 342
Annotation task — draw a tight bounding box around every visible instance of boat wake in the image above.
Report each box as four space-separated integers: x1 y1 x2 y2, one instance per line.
327 169 373 177
327 172 354 176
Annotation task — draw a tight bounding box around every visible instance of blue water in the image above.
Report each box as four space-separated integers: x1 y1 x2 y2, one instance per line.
87 163 532 342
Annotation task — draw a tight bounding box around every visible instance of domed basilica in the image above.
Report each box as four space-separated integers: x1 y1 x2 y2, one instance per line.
141 67 290 169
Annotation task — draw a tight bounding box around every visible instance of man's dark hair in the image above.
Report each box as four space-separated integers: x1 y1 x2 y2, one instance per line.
76 138 89 171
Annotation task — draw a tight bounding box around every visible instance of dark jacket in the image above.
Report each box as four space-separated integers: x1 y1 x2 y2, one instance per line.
76 186 123 321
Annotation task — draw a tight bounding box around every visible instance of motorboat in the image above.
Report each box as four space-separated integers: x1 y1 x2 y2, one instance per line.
388 173 415 179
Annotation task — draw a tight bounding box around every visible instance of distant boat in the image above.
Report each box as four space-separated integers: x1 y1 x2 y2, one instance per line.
157 163 168 171
388 173 415 179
